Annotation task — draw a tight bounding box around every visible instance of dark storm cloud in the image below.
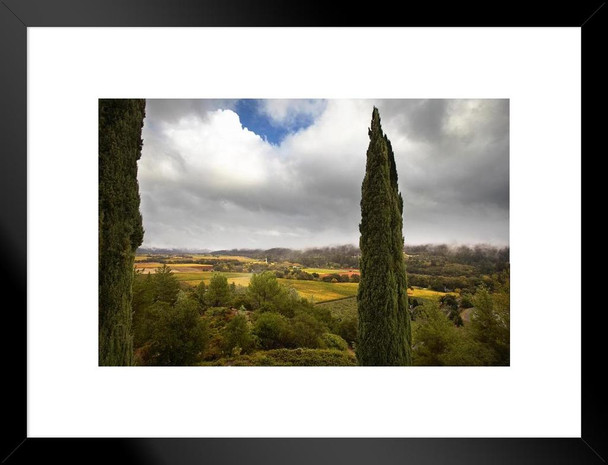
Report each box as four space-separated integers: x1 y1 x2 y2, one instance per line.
380 99 449 143
138 99 509 249
375 99 509 244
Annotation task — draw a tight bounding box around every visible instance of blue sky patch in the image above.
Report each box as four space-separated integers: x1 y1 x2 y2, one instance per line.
235 99 321 145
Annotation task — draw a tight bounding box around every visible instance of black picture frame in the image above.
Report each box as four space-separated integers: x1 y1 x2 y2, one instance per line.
2 1 604 463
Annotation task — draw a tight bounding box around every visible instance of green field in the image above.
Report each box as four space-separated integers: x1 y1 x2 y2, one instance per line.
315 287 455 320
316 296 358 319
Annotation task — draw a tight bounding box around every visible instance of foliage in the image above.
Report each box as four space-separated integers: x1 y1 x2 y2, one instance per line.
440 294 463 326
412 303 459 366
230 284 250 309
99 98 146 366
132 271 154 343
459 293 474 309
470 286 510 365
440 294 459 310
151 264 180 305
193 279 207 308
412 283 510 366
252 312 291 350
321 333 349 351
222 313 255 355
139 295 209 366
357 107 411 365
206 273 232 307
336 315 358 347
201 348 357 366
291 310 326 348
316 297 359 347
247 271 287 309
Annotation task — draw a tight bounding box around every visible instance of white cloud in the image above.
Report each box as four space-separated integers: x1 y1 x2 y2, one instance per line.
259 99 327 128
165 110 277 187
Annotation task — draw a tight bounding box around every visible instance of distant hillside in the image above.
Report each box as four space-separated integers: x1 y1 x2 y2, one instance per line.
138 243 508 272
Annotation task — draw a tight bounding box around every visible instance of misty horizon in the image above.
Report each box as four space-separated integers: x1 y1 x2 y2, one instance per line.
137 241 509 255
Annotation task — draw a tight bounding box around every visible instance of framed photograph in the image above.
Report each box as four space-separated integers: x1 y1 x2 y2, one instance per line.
3 1 602 463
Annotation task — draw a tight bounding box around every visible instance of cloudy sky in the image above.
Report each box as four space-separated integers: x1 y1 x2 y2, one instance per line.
138 99 509 251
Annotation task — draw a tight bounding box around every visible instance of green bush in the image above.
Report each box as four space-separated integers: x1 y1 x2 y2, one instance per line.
206 273 232 307
412 303 457 366
321 333 349 350
247 271 287 309
253 312 291 349
291 311 325 348
470 287 510 365
205 307 230 318
222 313 255 355
201 349 357 366
142 296 209 366
336 315 358 347
152 264 181 305
459 293 474 309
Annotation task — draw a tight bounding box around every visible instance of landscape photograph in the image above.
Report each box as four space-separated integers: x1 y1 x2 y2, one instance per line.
99 98 509 367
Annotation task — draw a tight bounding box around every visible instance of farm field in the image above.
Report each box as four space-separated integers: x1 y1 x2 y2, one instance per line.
134 256 457 304
152 270 359 303
135 263 214 273
316 296 357 319
301 267 359 277
316 287 455 319
408 288 456 300
134 261 165 269
278 279 358 303
172 271 251 287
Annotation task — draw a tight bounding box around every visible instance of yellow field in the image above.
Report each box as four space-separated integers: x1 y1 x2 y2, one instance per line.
177 273 358 303
133 258 454 304
134 262 164 270
182 276 253 287
172 272 252 285
281 283 451 304
301 268 359 276
408 288 456 299
278 279 359 303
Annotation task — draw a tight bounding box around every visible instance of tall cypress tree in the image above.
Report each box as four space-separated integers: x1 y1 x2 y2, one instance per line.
99 99 146 366
357 107 411 365
386 135 412 363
